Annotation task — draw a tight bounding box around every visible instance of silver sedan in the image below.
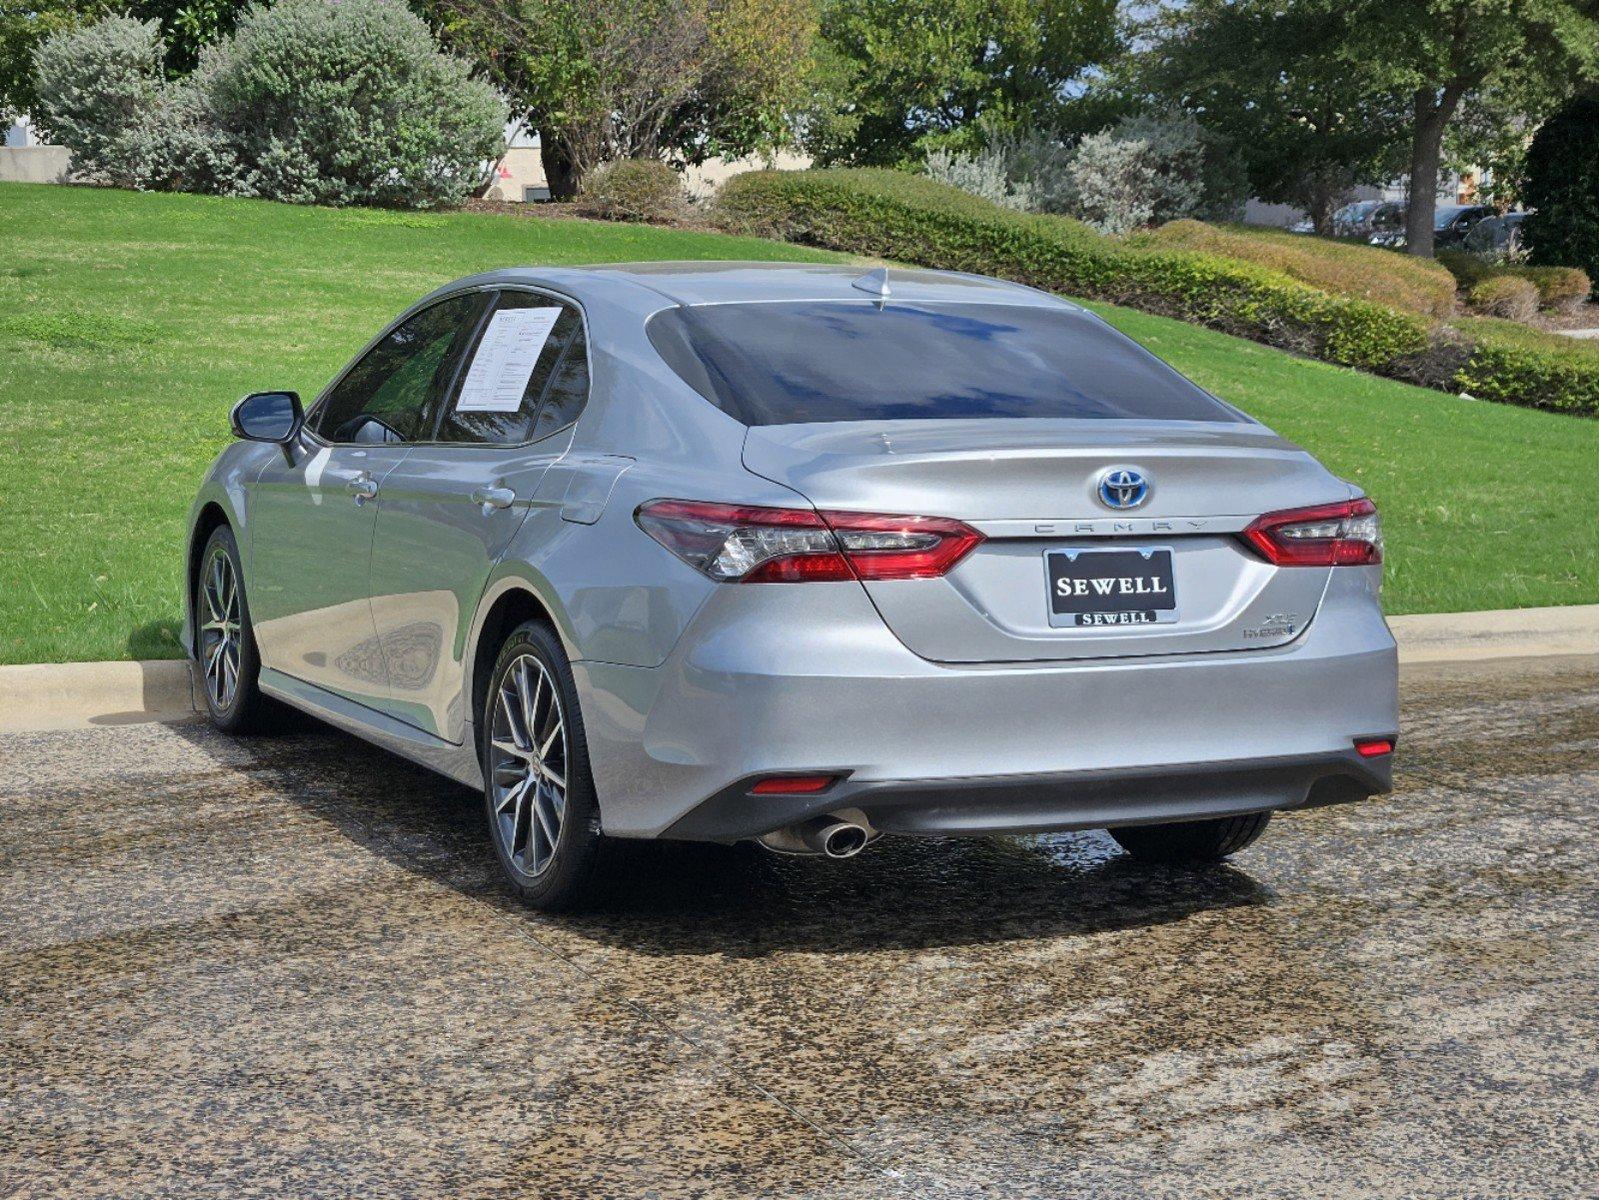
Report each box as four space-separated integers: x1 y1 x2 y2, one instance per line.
185 263 1398 909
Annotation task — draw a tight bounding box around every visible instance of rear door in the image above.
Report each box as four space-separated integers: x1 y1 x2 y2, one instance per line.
249 291 488 706
366 288 590 739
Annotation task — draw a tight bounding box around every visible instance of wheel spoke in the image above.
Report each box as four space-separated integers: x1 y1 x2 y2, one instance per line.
498 688 530 751
532 784 560 848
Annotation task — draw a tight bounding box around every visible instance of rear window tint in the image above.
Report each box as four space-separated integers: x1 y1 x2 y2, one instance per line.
647 301 1244 426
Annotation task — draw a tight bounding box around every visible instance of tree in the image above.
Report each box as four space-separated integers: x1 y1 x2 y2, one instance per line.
1139 0 1407 237
802 0 1123 166
1522 92 1599 278
1350 0 1599 257
419 0 814 198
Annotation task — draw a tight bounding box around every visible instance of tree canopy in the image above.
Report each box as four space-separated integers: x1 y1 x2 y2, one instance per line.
803 0 1123 166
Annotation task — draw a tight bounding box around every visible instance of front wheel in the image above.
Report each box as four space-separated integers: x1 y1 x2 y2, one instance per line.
481 620 606 911
196 525 271 733
1110 812 1271 864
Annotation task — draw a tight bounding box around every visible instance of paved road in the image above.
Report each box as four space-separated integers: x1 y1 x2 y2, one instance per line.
2 657 1596 1199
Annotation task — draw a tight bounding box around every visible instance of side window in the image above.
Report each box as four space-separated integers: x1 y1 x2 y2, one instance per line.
314 292 488 444
436 291 588 445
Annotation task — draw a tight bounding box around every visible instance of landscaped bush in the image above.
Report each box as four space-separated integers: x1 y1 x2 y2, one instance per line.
1142 220 1458 318
1456 317 1599 415
573 158 690 224
1466 275 1540 321
198 0 505 207
1439 251 1591 313
924 146 1038 213
714 167 1599 416
29 0 506 208
31 16 167 188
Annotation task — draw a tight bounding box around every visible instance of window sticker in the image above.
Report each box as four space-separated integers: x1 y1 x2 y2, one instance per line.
455 307 563 413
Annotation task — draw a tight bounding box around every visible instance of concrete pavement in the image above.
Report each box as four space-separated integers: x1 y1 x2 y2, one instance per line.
1 655 1596 1196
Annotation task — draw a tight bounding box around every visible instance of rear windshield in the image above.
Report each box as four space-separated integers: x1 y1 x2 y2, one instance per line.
647 301 1244 426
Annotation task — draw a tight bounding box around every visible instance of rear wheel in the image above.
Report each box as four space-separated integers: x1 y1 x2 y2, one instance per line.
1110 812 1271 864
196 526 271 733
481 620 606 911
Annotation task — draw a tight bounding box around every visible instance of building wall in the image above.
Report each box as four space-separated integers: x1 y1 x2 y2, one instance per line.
0 146 71 184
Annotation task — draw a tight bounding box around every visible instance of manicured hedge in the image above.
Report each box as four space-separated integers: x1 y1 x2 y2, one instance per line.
1140 219 1458 318
716 168 1599 417
1466 275 1539 321
1437 251 1592 313
717 169 1432 373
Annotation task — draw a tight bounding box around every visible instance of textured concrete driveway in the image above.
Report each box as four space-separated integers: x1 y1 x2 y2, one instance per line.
3 657 1596 1199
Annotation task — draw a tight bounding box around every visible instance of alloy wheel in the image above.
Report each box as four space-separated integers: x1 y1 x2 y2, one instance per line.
489 654 569 878
199 549 242 711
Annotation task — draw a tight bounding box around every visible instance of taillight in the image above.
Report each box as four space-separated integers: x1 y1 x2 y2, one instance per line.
635 499 983 583
1242 498 1382 567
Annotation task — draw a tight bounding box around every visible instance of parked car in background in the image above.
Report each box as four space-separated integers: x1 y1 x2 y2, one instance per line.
1465 211 1530 256
1370 203 1493 250
1288 200 1404 239
185 263 1398 910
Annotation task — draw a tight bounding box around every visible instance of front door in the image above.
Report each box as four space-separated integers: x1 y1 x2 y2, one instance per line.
248 289 491 709
367 288 592 740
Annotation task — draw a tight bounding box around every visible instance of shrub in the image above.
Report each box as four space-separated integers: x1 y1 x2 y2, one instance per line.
1143 221 1458 318
1438 252 1591 313
924 147 1037 213
715 168 1431 373
573 159 689 224
1466 275 1539 321
30 16 166 188
1068 113 1209 236
714 167 1599 416
194 0 505 208
1523 95 1599 285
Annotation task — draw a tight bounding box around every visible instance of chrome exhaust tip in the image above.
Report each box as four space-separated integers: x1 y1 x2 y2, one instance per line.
755 812 876 858
811 820 869 859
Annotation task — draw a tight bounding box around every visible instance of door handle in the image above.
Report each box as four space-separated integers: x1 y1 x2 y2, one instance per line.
346 472 378 504
471 485 516 512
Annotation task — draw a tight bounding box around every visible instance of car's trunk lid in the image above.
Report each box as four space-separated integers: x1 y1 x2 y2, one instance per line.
743 419 1351 663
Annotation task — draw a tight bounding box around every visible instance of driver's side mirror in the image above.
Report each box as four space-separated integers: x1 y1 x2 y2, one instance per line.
231 391 303 443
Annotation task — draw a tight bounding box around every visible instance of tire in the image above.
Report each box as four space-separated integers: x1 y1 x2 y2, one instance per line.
1110 812 1272 864
480 619 606 911
195 525 272 733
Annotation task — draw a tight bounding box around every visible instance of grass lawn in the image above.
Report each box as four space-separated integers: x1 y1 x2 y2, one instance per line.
2 182 1597 665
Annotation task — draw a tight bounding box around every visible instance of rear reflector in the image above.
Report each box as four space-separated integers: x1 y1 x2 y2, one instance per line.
1243 497 1382 567
636 499 983 583
1355 738 1395 758
749 774 838 795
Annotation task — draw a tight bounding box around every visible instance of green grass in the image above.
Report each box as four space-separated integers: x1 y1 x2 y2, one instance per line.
2 183 1597 665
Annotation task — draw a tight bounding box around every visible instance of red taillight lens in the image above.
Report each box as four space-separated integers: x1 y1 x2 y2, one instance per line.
1355 737 1395 758
1242 498 1382 567
636 499 983 583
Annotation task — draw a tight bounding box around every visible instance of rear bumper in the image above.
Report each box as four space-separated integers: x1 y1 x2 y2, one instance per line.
573 566 1397 840
664 749 1389 842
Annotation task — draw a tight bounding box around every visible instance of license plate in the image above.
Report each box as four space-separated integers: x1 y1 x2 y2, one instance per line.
1046 547 1177 628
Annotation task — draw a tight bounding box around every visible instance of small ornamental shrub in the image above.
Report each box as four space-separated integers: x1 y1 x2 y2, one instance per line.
1466 275 1540 322
1068 113 1208 236
924 146 1037 213
1439 252 1591 314
573 159 689 224
31 16 167 188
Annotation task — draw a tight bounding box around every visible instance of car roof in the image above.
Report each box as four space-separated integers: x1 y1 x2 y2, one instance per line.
434 261 1082 313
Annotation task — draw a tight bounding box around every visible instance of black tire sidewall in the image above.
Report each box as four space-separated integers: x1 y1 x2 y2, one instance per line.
480 620 602 909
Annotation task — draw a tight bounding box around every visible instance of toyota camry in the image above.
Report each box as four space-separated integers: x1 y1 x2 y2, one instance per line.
185 263 1398 909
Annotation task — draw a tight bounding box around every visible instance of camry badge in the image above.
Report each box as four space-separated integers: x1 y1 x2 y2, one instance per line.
1096 467 1150 510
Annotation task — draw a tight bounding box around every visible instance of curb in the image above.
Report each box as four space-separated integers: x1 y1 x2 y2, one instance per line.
1 604 1596 732
0 660 198 732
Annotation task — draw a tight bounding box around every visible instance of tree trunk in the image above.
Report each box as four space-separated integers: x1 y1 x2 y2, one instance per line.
1311 180 1338 238
1404 86 1463 258
540 130 580 201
